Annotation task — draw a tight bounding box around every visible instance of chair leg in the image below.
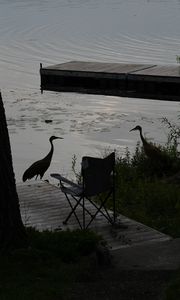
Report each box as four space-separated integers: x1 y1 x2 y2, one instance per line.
72 195 94 218
63 194 93 229
63 194 83 229
86 191 114 229
113 192 116 223
83 196 85 229
98 193 113 221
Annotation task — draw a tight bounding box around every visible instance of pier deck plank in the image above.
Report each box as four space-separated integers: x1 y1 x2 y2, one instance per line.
40 61 180 100
43 61 154 75
132 66 180 79
17 181 171 250
132 65 180 78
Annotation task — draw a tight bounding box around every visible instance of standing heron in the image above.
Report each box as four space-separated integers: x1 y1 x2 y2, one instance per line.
22 136 63 182
129 125 169 163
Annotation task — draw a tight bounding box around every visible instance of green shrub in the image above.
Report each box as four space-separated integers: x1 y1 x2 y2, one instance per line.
0 228 101 300
26 227 101 262
114 143 180 237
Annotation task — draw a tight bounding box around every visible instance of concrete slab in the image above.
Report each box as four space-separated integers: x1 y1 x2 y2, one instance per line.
111 238 180 270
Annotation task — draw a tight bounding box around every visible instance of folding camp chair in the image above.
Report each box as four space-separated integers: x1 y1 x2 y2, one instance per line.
51 152 116 229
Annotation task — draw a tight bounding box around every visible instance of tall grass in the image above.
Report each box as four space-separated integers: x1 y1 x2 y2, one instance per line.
115 140 180 237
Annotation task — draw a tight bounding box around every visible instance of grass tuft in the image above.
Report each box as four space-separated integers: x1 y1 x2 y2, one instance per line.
0 228 101 300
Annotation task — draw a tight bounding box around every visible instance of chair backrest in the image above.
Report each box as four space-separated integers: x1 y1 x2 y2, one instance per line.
81 152 115 197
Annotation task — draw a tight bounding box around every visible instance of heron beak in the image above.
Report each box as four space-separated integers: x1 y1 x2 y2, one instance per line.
54 136 63 140
129 127 136 132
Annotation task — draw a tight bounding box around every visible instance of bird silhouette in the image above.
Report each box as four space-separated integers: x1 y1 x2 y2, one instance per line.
130 125 169 163
22 136 63 182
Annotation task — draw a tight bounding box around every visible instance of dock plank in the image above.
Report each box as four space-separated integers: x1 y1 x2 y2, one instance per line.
43 61 154 75
17 181 171 250
40 61 180 100
133 65 180 78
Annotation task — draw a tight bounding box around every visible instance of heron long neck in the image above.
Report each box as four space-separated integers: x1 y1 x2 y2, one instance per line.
44 140 54 162
139 128 147 146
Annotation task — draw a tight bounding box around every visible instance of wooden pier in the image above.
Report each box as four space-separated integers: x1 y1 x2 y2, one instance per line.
17 181 171 250
40 61 180 101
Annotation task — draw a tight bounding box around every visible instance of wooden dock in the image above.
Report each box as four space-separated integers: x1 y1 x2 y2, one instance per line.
17 181 171 250
40 61 180 101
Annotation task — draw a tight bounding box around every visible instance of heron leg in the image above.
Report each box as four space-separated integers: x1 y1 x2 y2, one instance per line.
35 175 38 180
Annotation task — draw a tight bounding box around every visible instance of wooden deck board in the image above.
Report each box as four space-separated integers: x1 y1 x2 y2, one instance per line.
40 61 180 100
17 181 171 250
43 61 155 75
43 61 180 77
133 65 180 78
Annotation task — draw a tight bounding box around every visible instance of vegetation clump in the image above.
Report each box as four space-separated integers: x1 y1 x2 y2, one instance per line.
27 227 101 262
112 120 180 237
0 228 102 300
115 142 180 237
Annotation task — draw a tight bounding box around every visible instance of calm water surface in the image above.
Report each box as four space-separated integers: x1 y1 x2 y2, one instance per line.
0 0 180 182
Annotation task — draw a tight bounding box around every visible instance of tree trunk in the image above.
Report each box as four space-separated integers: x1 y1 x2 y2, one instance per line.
0 92 27 250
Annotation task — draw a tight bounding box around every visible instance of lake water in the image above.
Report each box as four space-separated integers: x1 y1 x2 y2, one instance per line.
1 0 180 182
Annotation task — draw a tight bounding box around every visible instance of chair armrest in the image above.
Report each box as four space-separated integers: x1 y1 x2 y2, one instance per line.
50 173 81 188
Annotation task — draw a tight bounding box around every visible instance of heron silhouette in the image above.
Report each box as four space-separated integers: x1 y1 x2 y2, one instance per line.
22 136 63 182
130 125 169 164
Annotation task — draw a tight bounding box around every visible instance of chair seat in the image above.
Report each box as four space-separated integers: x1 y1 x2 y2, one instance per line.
51 173 83 196
61 185 83 196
